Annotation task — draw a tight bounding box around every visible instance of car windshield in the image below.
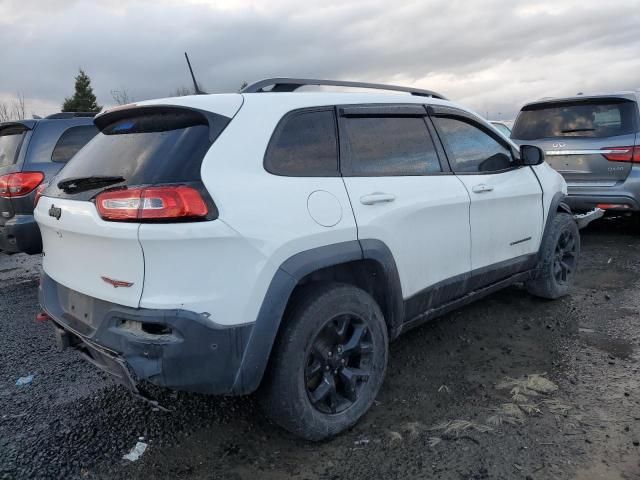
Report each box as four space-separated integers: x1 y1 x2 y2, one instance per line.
512 99 638 140
0 126 27 167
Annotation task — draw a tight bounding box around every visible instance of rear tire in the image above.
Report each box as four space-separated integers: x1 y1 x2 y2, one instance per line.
259 282 388 441
527 212 580 299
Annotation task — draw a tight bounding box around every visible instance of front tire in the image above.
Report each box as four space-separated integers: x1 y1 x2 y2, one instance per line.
527 212 580 299
259 282 388 441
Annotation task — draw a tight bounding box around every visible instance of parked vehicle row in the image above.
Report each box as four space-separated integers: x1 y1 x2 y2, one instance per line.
33 78 581 440
0 113 97 253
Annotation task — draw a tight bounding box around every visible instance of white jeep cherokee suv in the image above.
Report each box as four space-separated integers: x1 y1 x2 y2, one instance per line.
35 78 579 441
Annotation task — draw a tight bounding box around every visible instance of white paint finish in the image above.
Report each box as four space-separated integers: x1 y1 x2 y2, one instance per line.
307 190 343 227
34 91 568 330
455 167 544 270
138 220 276 327
343 176 471 299
200 94 359 269
34 197 144 307
532 161 568 226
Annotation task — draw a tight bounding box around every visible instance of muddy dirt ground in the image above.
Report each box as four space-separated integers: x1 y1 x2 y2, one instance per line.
1 216 639 480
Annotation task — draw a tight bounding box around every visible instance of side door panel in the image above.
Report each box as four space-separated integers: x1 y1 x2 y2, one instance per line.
456 168 543 271
431 110 543 282
338 105 472 309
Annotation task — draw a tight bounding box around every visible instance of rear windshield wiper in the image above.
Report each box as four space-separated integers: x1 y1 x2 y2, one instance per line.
560 128 595 133
57 175 125 193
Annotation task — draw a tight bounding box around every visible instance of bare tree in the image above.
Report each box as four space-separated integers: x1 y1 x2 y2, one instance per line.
0 93 26 122
110 88 133 106
171 86 193 97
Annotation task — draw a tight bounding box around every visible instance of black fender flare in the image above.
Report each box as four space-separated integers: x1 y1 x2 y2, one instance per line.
536 192 571 264
230 239 403 394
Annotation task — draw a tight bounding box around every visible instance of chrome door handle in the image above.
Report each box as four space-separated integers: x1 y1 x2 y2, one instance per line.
359 192 396 205
471 184 494 194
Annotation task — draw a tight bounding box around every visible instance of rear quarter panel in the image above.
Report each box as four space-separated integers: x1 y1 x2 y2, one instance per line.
531 162 568 229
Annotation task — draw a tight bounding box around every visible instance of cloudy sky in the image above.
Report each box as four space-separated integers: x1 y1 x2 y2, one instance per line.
1 0 639 119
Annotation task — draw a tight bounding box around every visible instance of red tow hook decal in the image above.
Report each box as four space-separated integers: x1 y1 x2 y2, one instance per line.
36 312 51 322
101 276 134 288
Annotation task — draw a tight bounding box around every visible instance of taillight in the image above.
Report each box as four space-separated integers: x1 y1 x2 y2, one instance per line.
601 146 640 163
34 184 47 207
96 185 209 222
0 172 45 198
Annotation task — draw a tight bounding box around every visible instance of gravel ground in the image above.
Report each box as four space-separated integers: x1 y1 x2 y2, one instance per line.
1 216 639 480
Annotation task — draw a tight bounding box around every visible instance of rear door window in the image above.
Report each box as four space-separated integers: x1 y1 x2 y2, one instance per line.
342 116 441 176
51 125 98 163
264 109 338 176
434 117 514 173
512 99 638 140
0 126 27 167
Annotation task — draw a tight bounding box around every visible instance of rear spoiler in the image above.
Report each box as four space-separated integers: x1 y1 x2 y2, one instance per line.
94 105 230 144
0 120 36 131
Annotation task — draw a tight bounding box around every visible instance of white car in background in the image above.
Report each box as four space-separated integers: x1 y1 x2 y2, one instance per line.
35 78 578 440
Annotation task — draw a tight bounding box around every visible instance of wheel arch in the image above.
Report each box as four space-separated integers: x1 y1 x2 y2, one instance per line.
536 192 573 265
543 192 572 242
230 239 403 394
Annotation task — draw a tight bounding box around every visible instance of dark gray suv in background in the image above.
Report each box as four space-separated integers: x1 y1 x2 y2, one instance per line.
0 113 98 254
511 92 639 212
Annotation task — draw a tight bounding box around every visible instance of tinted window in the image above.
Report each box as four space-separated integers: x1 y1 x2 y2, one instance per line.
343 117 441 176
265 110 338 176
435 117 513 173
512 99 638 140
0 126 27 167
51 125 98 163
51 110 222 199
25 121 72 164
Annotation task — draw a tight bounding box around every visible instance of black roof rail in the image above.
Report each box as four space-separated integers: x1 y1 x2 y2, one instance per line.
240 78 447 99
45 112 98 119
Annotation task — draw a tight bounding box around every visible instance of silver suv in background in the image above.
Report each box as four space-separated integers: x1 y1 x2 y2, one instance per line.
511 92 640 212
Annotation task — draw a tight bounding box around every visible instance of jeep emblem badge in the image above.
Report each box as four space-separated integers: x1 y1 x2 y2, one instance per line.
48 205 62 220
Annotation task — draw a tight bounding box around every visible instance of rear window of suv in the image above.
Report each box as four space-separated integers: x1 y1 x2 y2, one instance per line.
0 125 27 167
51 125 98 163
50 109 226 199
512 99 638 140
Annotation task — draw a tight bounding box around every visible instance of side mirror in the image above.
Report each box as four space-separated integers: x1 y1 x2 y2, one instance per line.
520 145 545 166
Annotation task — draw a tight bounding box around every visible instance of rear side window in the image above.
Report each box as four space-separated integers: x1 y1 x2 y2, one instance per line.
0 126 27 167
434 117 514 173
51 125 98 163
265 109 338 176
51 109 225 199
512 99 638 140
342 116 441 176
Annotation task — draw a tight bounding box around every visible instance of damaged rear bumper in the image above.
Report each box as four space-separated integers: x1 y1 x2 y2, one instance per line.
39 273 254 395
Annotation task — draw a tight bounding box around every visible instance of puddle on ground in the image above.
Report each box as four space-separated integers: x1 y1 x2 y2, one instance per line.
580 330 635 359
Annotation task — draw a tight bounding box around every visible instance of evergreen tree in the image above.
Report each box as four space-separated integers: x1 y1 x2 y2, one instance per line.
62 69 101 112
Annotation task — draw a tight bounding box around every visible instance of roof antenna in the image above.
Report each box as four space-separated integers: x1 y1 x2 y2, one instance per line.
184 52 206 95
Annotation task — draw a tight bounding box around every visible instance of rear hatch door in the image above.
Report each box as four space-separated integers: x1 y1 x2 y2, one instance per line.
35 196 144 307
35 97 241 308
512 97 639 186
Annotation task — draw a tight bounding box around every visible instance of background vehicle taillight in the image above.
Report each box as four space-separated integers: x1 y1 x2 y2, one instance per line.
0 172 45 198
34 184 47 206
95 185 209 222
601 146 640 163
